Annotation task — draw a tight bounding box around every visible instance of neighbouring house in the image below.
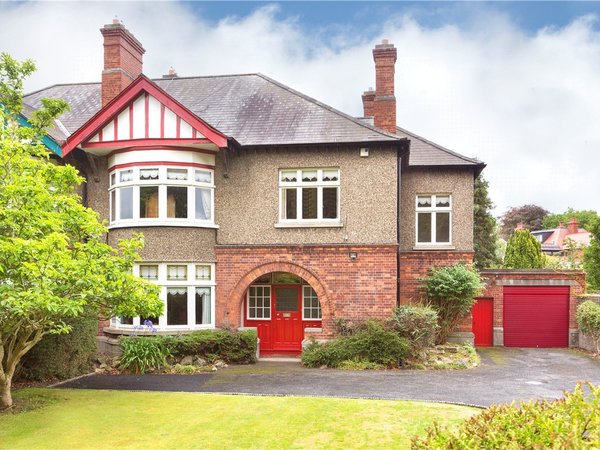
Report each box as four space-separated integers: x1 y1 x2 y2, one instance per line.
22 21 485 355
531 218 592 261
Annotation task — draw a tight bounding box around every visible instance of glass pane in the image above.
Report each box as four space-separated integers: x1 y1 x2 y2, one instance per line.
140 186 159 218
436 212 450 243
276 287 298 311
167 168 188 180
195 170 211 183
195 188 212 220
195 287 211 325
167 265 187 280
119 317 133 325
110 173 116 186
272 272 302 284
167 287 188 325
139 265 159 280
167 186 188 218
281 171 297 183
417 212 432 243
119 187 133 220
253 274 271 284
195 265 211 280
322 169 339 182
284 189 297 220
140 316 159 327
417 195 431 208
110 190 116 222
120 170 133 182
301 170 317 182
139 168 159 180
436 195 450 208
302 188 317 219
322 187 338 219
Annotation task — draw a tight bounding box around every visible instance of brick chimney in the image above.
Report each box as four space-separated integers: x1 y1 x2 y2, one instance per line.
101 19 145 107
361 87 375 119
371 39 397 134
567 218 579 234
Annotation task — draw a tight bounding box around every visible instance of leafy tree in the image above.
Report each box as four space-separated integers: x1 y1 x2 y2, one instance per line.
583 218 600 292
503 229 544 269
500 204 549 239
0 54 163 408
473 175 500 269
542 208 599 231
420 262 484 344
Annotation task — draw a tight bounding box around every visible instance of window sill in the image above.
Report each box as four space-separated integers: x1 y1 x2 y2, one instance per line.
109 221 219 230
104 326 214 335
274 221 343 229
412 245 455 251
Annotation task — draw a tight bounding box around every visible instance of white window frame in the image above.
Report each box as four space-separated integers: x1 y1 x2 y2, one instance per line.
276 168 341 227
246 285 272 321
110 262 216 330
415 194 452 246
302 285 322 320
108 165 216 229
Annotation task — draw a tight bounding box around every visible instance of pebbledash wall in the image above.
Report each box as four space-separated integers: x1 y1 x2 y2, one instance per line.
478 270 586 347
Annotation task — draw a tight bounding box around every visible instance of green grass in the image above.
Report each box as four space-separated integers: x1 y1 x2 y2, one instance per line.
1 389 477 449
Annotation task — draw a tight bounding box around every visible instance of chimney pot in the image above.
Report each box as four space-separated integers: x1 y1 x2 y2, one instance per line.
162 67 178 79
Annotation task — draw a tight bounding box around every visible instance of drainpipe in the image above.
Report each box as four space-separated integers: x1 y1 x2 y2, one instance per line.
397 140 410 307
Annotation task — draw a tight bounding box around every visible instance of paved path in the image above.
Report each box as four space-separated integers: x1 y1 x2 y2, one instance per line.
58 348 600 407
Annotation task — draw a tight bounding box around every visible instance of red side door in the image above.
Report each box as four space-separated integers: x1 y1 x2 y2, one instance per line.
472 298 494 347
272 286 303 353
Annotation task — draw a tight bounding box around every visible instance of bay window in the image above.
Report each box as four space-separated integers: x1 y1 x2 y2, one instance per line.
108 166 214 227
111 262 215 329
416 194 452 245
278 168 340 225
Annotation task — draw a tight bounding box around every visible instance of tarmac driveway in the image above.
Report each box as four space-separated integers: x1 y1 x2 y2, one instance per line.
58 348 600 407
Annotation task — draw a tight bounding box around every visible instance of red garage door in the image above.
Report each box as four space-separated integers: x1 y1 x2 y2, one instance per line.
503 286 569 348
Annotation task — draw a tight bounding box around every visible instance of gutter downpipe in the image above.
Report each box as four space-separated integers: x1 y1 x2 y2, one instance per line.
397 139 410 307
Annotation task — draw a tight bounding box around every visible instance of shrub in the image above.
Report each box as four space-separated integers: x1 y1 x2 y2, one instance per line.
504 228 544 269
583 218 600 292
412 382 600 449
302 320 409 368
421 262 484 344
17 314 98 382
119 336 170 374
391 305 438 351
162 329 257 364
577 300 600 353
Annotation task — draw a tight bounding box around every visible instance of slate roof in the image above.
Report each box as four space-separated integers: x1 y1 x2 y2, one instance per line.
23 74 401 147
395 126 484 171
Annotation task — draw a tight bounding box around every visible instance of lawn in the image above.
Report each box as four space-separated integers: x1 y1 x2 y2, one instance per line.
0 389 477 449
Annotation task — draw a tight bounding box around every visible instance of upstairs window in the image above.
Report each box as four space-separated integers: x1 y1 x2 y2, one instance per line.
279 168 340 224
108 166 214 228
416 194 451 245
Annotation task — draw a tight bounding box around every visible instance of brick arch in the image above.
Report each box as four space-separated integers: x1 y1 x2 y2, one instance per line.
230 261 332 321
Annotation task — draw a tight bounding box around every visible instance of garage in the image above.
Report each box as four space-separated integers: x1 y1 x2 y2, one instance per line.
503 286 570 348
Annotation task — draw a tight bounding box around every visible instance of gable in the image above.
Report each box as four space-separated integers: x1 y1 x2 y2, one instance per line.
61 75 229 156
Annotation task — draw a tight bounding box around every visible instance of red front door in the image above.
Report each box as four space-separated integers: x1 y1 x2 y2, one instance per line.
472 298 494 347
272 286 303 352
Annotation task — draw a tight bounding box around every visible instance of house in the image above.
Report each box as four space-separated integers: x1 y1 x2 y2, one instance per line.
531 218 591 262
23 21 484 354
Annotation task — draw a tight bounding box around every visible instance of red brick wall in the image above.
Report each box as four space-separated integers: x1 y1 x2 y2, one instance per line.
372 42 397 134
479 270 586 332
215 244 398 337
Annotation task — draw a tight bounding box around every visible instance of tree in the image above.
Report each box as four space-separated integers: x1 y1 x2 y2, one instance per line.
420 262 484 344
583 218 600 292
500 204 549 239
0 54 163 408
473 175 500 269
503 229 544 269
542 208 599 231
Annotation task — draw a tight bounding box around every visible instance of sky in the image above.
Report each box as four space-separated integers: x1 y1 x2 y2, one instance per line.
1 1 599 216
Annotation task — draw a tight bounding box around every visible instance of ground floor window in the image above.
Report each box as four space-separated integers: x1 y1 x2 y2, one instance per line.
111 262 215 329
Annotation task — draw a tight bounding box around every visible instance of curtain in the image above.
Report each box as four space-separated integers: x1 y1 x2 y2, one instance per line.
196 288 211 324
168 265 187 280
140 168 159 180
196 188 211 220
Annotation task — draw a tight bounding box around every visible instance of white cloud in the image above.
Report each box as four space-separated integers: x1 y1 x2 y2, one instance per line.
1 2 598 215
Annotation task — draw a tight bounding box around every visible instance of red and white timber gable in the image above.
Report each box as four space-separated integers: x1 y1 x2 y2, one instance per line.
62 75 229 168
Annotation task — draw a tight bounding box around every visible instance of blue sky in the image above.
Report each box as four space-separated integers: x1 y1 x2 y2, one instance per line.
1 1 599 215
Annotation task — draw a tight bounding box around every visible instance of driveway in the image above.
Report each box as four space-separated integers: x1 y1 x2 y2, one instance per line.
57 348 600 407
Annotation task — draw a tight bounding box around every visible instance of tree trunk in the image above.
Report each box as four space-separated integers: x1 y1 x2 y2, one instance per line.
0 377 12 409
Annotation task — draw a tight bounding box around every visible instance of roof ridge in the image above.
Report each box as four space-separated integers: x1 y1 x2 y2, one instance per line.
24 81 101 98
396 125 483 165
254 73 402 141
153 73 260 81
